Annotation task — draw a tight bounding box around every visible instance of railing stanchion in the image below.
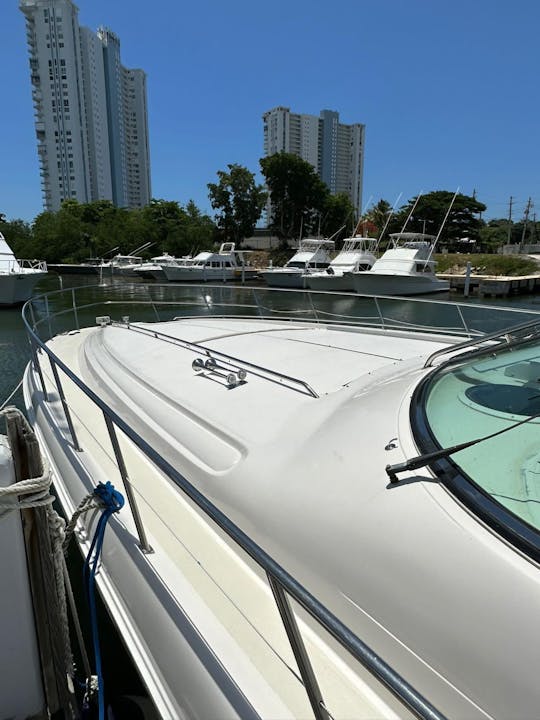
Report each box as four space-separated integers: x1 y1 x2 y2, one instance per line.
102 413 153 553
456 304 469 338
267 573 331 720
48 357 81 451
45 295 53 340
30 340 48 401
252 288 263 318
374 296 385 329
71 288 80 331
307 290 320 324
29 301 38 334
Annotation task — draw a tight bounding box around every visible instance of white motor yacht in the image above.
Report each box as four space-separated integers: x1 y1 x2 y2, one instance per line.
162 243 244 282
305 236 377 291
132 253 186 281
259 238 334 288
350 233 449 296
0 233 47 305
21 283 540 720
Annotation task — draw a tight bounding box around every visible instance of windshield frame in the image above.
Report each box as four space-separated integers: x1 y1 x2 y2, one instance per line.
411 355 540 564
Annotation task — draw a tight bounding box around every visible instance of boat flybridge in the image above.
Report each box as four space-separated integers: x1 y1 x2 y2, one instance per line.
0 232 47 305
350 232 449 296
21 283 540 719
259 238 334 288
305 236 377 291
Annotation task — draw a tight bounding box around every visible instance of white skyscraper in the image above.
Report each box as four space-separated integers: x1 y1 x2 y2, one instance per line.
20 0 151 212
262 106 365 216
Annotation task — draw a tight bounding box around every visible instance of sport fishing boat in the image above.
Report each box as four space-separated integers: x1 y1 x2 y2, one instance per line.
259 238 334 288
21 284 540 719
0 232 47 305
162 243 246 282
350 232 449 296
305 236 377 292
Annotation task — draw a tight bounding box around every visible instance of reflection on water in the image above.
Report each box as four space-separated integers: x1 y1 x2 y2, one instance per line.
2 272 540 410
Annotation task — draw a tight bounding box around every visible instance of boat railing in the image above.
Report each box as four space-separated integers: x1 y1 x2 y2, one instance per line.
21 284 540 720
113 321 320 398
2 257 48 272
424 317 540 368
23 282 540 344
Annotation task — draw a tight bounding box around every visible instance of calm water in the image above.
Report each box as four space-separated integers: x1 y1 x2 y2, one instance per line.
2 273 540 411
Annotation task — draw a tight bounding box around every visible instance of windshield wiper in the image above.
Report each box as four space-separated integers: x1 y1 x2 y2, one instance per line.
386 409 540 483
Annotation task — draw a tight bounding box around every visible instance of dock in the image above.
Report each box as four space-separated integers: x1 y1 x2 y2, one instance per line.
438 273 540 297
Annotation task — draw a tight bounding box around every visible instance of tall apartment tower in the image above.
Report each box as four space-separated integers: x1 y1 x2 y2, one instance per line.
20 0 151 212
262 106 365 217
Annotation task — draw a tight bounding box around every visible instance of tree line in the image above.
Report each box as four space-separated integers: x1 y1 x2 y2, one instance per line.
0 153 533 262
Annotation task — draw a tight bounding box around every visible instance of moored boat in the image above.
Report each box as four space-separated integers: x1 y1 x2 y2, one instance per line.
259 238 334 288
305 236 377 291
162 242 246 282
0 232 47 305
132 253 186 280
350 232 450 295
21 284 540 719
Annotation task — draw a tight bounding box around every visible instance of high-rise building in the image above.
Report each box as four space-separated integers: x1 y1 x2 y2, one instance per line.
262 106 365 217
20 0 151 212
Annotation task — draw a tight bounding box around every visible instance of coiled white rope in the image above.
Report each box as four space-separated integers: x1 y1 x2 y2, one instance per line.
0 407 73 677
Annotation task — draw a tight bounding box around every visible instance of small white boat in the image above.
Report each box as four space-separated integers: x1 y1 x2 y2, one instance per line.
132 253 186 281
260 238 334 288
21 284 540 719
350 232 450 295
306 236 377 291
0 233 47 305
162 242 244 282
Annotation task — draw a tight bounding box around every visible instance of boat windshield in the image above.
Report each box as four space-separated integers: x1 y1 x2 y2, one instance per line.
420 338 540 535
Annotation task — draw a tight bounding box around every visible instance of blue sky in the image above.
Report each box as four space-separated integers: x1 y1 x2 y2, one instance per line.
3 0 539 223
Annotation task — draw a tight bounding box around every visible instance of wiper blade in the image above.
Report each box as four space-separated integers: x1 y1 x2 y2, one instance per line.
386 409 540 483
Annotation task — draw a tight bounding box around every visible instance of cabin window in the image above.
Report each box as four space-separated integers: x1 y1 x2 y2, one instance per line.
412 336 540 559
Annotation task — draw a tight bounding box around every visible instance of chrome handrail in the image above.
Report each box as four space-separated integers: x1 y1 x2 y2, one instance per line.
423 317 540 368
21 284 459 720
112 321 320 398
21 284 540 720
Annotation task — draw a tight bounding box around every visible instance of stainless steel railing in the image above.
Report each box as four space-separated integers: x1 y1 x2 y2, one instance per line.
20 283 540 720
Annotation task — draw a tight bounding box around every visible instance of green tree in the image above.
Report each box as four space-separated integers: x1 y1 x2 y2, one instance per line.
0 218 34 257
208 164 266 246
364 199 393 239
394 191 486 249
320 193 357 243
259 152 329 242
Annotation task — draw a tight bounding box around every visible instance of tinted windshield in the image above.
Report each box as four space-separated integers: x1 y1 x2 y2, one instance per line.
423 341 540 530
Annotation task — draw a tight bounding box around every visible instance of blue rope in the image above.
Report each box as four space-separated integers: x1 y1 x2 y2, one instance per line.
82 481 124 720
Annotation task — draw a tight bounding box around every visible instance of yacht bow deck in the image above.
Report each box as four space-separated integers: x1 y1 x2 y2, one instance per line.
22 285 540 720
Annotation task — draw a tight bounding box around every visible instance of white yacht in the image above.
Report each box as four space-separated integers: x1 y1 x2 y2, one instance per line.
0 233 47 305
259 238 334 288
305 236 377 291
162 243 244 282
350 232 449 296
106 254 145 277
132 253 186 281
21 283 540 720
